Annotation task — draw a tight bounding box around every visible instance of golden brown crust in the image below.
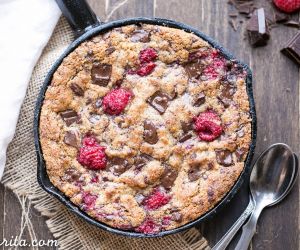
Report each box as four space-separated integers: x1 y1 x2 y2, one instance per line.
39 24 252 233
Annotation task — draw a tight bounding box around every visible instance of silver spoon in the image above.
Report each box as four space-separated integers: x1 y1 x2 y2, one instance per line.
212 151 298 250
234 143 295 250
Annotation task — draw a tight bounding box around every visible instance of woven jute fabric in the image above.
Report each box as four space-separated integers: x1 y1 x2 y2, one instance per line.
2 18 210 250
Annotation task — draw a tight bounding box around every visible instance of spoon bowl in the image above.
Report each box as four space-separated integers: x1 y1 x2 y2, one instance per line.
250 143 295 207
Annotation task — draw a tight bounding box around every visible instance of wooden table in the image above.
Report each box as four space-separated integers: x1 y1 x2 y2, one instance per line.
0 0 299 249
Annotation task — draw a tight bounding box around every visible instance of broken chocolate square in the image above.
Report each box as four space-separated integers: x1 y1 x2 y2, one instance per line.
147 91 171 114
247 8 270 47
91 62 112 86
60 110 80 126
281 31 300 65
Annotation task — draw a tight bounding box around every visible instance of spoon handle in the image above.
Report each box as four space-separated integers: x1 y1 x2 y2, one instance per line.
212 199 254 250
234 204 264 250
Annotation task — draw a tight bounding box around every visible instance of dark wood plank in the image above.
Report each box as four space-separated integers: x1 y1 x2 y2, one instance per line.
0 184 56 249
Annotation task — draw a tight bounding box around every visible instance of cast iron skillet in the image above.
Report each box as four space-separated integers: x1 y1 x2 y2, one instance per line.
33 0 257 238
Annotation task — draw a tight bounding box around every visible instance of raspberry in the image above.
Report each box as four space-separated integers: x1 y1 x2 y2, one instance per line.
143 189 171 210
137 62 156 76
135 218 161 234
77 136 107 170
162 216 171 226
194 111 223 142
202 52 226 80
102 88 133 115
139 48 157 63
273 0 300 13
82 192 97 208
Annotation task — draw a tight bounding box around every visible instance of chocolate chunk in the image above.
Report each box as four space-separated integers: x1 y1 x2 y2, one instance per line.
193 92 206 107
207 188 215 202
219 83 236 107
63 167 80 182
172 212 183 222
147 91 171 114
215 149 233 166
64 131 80 148
236 2 254 15
91 62 112 86
235 147 247 162
188 167 201 182
134 153 153 169
275 13 289 23
247 8 270 47
283 20 300 29
160 166 178 189
108 157 130 176
184 59 204 79
181 121 193 134
70 83 84 96
105 46 115 55
131 29 150 43
143 120 158 144
178 133 193 143
281 32 300 65
60 110 80 126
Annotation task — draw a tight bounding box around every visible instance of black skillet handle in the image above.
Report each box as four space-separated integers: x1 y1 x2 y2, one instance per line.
55 0 101 38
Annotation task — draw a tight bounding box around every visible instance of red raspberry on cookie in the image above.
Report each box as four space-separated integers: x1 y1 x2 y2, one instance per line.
77 136 107 170
194 110 223 142
102 88 133 115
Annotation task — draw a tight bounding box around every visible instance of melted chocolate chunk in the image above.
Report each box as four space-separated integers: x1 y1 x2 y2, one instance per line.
105 46 115 55
193 92 206 107
160 166 178 189
235 147 247 162
147 91 171 114
181 121 193 134
219 83 236 107
70 83 84 96
60 110 80 126
172 212 183 222
247 8 270 47
63 168 80 182
178 133 193 143
143 120 158 144
107 157 130 176
184 59 204 79
215 149 233 166
64 131 80 148
131 29 150 43
91 62 112 86
207 188 215 202
188 166 201 182
134 153 153 169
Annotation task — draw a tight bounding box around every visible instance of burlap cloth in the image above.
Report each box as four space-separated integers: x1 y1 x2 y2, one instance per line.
2 18 210 250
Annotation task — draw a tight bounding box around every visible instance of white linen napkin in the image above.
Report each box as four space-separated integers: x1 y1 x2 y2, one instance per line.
0 0 61 179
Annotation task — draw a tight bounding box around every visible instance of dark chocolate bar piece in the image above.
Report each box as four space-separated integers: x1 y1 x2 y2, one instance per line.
281 32 300 65
247 8 270 47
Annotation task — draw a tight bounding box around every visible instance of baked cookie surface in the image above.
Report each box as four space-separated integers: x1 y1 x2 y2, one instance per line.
39 24 252 234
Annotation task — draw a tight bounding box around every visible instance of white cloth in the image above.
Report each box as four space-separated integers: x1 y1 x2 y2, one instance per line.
0 0 61 179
